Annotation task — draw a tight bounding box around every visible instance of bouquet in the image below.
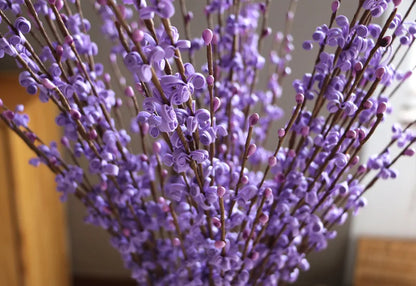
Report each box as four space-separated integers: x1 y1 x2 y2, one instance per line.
1 0 416 285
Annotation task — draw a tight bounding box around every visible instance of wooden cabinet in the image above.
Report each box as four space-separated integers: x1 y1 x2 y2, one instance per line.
0 74 70 286
354 237 416 286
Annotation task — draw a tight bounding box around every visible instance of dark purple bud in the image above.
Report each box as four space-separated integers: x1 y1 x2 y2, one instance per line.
350 155 359 166
262 27 272 37
56 45 64 57
70 109 81 120
404 148 415 156
357 129 366 141
212 217 221 228
357 164 367 174
393 0 402 6
259 213 269 225
354 62 363 72
88 129 98 140
363 100 373 109
249 113 259 126
241 175 249 185
346 130 356 139
65 35 74 45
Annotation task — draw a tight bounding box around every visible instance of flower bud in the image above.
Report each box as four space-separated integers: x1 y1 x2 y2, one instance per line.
202 29 213 45
295 93 304 104
247 143 257 157
249 113 260 126
217 186 226 198
215 240 226 249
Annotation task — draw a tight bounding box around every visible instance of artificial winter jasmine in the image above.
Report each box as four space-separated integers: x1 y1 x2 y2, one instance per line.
1 0 416 285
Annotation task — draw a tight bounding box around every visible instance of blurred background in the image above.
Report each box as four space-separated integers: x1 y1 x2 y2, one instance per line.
1 1 416 286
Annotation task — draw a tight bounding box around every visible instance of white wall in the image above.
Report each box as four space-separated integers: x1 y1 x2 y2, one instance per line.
344 16 416 283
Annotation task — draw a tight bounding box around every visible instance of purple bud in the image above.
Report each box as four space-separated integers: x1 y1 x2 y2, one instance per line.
213 97 221 112
132 29 144 42
331 1 340 12
56 45 64 57
215 240 226 249
301 126 309 136
264 188 273 198
268 156 277 167
206 75 214 86
65 35 74 45
153 142 162 153
350 155 359 166
375 67 385 79
377 102 387 114
295 93 304 104
212 217 221 228
358 164 367 174
363 100 373 109
249 113 259 126
278 128 285 137
379 36 391 47
259 213 269 225
172 237 181 246
404 148 415 156
202 29 213 45
41 78 56 90
247 144 257 157
70 109 81 120
393 0 402 6
124 86 135 97
88 129 98 140
241 175 249 185
346 130 356 139
354 62 363 71
217 186 226 198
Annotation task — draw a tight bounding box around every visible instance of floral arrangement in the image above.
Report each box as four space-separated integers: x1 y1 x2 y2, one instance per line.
1 0 416 285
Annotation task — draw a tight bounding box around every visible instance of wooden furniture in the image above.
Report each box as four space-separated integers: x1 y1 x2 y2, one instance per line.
354 237 416 286
0 74 70 286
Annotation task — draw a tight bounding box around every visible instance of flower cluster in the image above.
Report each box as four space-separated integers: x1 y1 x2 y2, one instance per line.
1 0 416 285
